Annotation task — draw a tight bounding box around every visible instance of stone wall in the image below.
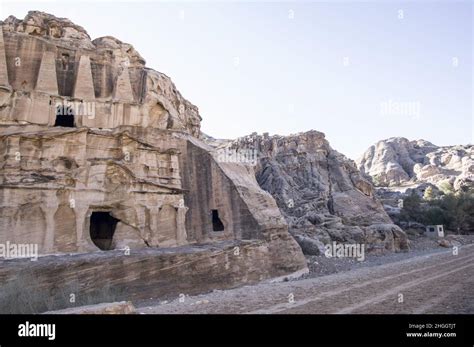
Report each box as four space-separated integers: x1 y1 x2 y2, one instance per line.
0 240 307 313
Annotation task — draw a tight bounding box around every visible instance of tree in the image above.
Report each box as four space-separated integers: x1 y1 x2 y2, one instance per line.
423 186 435 201
422 206 447 226
425 190 473 233
399 192 423 223
438 181 454 195
399 188 474 233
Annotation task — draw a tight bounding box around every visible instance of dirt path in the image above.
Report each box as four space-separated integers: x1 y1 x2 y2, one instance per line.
137 244 474 314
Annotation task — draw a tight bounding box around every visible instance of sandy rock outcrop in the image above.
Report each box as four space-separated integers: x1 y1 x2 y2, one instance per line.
45 301 136 314
364 223 410 253
208 131 409 253
357 137 473 192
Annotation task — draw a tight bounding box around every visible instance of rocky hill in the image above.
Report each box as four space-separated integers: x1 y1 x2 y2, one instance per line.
209 131 409 254
357 137 473 193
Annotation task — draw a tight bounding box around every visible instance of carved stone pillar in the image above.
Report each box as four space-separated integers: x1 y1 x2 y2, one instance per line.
175 205 188 246
42 192 59 254
75 205 95 252
148 206 160 246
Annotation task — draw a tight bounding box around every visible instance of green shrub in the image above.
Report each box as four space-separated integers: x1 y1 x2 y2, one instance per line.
400 189 474 233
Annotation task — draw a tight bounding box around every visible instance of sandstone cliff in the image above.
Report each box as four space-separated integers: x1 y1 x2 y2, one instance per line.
0 11 201 136
357 137 473 192
208 131 409 254
0 11 307 282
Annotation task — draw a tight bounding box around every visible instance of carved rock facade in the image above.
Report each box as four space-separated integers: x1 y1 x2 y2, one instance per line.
0 11 306 278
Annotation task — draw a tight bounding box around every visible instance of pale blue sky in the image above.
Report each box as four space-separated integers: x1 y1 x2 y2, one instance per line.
1 0 472 159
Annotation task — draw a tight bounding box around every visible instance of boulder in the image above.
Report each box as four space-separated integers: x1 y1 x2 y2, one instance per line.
294 235 326 255
365 223 410 253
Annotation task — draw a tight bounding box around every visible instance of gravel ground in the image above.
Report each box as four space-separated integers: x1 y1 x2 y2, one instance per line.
136 234 474 314
303 233 474 278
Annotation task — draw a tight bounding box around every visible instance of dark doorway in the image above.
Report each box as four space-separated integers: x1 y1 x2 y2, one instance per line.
54 105 75 127
211 209 224 232
89 212 119 250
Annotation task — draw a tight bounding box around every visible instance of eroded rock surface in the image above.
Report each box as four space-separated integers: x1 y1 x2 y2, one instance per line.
209 131 409 253
0 11 307 284
45 301 136 314
357 137 473 192
356 137 473 220
0 11 201 136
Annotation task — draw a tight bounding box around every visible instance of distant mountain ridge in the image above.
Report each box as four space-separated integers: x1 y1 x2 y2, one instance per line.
357 137 473 192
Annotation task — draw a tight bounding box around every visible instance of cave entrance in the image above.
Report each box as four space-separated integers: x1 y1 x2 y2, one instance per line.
54 105 75 127
89 212 119 250
211 209 224 232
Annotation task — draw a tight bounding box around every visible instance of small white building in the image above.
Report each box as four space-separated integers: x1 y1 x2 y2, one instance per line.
426 225 444 238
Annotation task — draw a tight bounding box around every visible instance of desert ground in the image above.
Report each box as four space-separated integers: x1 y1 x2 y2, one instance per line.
137 238 474 314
